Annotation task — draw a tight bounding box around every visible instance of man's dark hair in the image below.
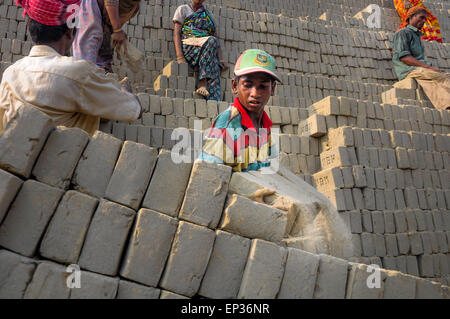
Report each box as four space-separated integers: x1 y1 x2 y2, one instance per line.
28 18 70 44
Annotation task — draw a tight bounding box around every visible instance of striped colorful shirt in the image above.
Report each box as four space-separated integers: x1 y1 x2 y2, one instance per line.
199 97 278 172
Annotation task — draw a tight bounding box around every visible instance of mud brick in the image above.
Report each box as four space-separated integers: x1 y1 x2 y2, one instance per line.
40 191 98 264
24 262 70 299
361 232 376 257
313 167 344 192
0 180 63 257
199 231 251 299
32 126 89 189
344 189 355 211
320 147 351 170
385 234 399 256
382 257 397 271
409 232 424 256
313 254 348 299
384 169 397 189
78 200 135 276
0 169 22 223
195 99 208 118
310 96 340 115
363 129 373 147
372 211 385 234
298 114 326 137
378 149 388 169
183 98 195 117
221 194 288 243
120 209 178 287
143 150 192 216
404 188 419 209
160 221 216 297
112 122 125 140
0 105 54 178
72 131 122 198
386 149 397 168
323 189 347 211
125 125 138 141
417 254 434 277
406 256 419 276
382 270 416 299
404 210 418 232
363 188 376 211
393 211 407 233
353 188 365 210
375 233 387 257
137 93 150 112
117 280 160 299
0 250 37 298
384 189 396 210
394 189 406 209
416 278 444 299
341 167 354 188
397 233 410 255
421 232 433 255
330 127 354 147
356 147 369 167
276 248 319 299
105 141 158 210
70 271 119 299
396 256 407 274
350 211 362 234
362 210 373 232
179 161 231 228
352 165 367 187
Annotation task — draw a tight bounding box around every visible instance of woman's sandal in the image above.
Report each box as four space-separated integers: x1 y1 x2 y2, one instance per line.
195 86 210 97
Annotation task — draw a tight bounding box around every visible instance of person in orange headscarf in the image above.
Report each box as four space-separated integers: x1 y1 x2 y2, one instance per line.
393 0 442 43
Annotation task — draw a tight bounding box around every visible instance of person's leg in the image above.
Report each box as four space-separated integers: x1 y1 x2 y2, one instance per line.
406 67 450 110
72 0 103 64
197 37 221 100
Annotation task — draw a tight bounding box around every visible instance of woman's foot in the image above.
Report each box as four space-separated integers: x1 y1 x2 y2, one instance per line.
195 86 210 97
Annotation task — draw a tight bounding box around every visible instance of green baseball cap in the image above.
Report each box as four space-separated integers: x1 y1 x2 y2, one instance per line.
234 49 282 83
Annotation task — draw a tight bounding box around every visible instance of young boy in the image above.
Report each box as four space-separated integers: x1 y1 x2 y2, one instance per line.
199 49 281 172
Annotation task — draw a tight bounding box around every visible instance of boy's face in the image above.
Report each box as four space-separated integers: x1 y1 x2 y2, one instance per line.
232 72 276 114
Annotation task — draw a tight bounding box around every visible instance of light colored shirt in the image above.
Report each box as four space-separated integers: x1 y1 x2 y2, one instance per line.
173 4 195 24
0 45 140 135
392 24 431 80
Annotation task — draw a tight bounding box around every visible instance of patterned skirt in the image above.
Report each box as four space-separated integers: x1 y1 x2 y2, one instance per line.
182 36 221 101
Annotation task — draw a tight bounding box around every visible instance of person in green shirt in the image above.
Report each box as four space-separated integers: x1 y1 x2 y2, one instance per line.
392 6 449 110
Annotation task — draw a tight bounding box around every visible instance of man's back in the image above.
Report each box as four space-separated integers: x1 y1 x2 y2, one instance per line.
0 45 140 135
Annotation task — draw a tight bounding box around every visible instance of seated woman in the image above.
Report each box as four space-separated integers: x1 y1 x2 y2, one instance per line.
394 0 442 43
173 0 228 101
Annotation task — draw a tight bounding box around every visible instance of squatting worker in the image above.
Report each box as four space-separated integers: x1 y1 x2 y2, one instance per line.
73 0 141 72
200 49 281 173
0 0 142 136
392 6 450 110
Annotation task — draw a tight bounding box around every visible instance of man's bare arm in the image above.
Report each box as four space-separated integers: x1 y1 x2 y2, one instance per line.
400 55 440 72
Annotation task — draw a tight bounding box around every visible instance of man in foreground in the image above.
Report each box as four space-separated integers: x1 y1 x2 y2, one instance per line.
1 0 142 135
392 6 449 110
